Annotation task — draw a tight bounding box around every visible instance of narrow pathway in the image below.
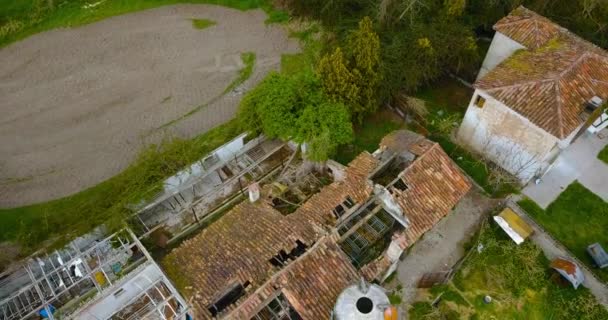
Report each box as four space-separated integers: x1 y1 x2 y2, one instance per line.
508 199 608 307
396 189 499 305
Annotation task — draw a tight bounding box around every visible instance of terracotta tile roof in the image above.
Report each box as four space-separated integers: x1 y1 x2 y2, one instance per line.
494 6 561 50
296 152 377 227
164 131 471 318
164 201 320 319
477 7 608 139
221 237 360 320
392 143 472 244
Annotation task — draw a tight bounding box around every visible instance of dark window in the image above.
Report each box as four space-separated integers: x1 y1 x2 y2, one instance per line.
268 241 308 267
208 281 250 316
332 204 346 218
343 196 355 208
251 293 302 320
393 178 408 191
474 95 486 108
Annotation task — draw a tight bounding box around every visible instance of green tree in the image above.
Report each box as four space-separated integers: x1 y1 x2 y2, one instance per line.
318 17 382 122
238 71 353 161
317 47 360 109
347 16 382 119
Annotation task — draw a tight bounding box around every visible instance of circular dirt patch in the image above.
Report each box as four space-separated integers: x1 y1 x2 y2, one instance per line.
0 4 298 207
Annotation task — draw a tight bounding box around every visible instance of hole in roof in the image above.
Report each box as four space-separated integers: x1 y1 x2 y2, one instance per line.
356 297 373 314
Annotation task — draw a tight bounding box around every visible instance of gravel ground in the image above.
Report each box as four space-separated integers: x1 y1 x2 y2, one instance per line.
0 5 298 207
396 189 500 306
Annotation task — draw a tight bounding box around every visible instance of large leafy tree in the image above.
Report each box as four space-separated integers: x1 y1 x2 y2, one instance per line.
238 71 353 161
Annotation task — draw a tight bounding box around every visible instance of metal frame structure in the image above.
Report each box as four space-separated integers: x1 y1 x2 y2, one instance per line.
132 137 292 238
251 293 302 320
0 229 188 320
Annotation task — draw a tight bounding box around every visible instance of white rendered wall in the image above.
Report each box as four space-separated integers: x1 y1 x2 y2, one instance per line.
457 90 560 183
476 32 526 80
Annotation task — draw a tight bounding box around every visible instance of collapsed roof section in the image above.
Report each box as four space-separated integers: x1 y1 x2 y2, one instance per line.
164 130 472 319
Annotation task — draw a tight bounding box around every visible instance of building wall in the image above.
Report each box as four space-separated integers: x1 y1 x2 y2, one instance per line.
457 89 560 182
476 32 526 80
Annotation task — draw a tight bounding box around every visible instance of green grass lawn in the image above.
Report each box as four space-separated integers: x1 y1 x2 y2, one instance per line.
334 109 406 165
0 0 288 48
410 220 608 320
598 145 608 164
518 182 608 282
191 18 216 29
0 120 241 255
280 22 323 75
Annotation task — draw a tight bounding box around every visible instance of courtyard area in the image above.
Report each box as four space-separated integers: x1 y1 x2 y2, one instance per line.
523 131 608 208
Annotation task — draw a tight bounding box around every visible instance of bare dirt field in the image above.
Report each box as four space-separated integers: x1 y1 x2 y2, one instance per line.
0 4 299 208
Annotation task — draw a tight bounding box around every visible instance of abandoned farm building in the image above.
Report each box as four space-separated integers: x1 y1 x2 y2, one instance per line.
163 130 472 319
458 6 608 182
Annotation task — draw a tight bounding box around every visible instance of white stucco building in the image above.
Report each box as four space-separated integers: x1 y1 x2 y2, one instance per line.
458 6 608 183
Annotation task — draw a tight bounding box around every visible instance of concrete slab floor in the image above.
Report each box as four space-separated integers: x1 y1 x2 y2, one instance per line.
523 131 608 208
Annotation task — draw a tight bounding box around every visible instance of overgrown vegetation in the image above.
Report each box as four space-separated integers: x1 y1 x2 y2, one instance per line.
0 120 241 254
238 71 353 161
0 0 288 47
413 79 520 197
335 109 405 165
518 182 608 282
191 18 216 29
410 220 608 319
318 17 382 122
598 145 608 164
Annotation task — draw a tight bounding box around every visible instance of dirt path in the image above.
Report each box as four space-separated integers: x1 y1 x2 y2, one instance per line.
0 5 299 208
396 189 499 305
508 199 608 307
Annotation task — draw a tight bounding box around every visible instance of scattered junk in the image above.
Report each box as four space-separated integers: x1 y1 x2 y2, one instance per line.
332 278 398 320
477 243 484 253
0 229 189 320
483 295 492 304
493 208 534 245
587 243 608 269
417 271 452 288
550 257 585 289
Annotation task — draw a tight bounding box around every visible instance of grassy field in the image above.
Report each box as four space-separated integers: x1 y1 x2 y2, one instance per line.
414 78 520 197
334 109 406 165
0 0 288 48
410 220 608 320
0 120 241 255
518 182 608 282
598 145 608 164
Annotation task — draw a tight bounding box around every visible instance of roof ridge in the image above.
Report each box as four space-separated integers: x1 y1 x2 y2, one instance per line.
495 16 532 28
533 19 541 48
401 142 439 176
482 78 554 92
559 51 590 78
